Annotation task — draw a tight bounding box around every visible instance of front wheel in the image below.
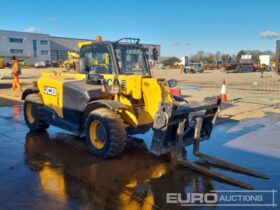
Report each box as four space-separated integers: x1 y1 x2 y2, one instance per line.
85 108 127 158
23 95 49 132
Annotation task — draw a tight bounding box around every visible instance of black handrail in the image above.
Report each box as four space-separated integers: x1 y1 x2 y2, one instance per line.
115 38 140 44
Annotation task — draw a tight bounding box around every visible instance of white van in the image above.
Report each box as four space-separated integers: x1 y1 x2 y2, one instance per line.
184 63 204 73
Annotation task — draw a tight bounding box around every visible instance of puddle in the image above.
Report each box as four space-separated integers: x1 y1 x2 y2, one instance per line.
0 106 279 209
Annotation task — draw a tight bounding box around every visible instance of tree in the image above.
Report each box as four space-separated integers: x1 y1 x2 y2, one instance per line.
221 54 231 61
197 51 205 61
215 51 221 61
236 50 246 61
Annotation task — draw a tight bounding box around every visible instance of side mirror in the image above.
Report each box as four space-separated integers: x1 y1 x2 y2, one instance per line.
167 79 178 88
79 57 90 73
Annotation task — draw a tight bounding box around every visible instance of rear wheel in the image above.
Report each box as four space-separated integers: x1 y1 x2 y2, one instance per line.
85 108 127 158
23 94 49 132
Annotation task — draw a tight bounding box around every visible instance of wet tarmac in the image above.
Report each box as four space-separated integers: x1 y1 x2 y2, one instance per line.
0 105 279 210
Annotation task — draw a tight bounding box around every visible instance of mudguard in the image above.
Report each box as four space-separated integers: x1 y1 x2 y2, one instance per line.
84 100 129 117
21 88 39 100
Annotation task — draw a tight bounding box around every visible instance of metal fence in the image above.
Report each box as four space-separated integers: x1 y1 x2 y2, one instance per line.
231 77 280 107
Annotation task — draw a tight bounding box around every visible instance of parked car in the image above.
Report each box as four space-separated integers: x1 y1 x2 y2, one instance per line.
224 61 237 70
237 64 256 72
34 61 49 68
184 63 204 73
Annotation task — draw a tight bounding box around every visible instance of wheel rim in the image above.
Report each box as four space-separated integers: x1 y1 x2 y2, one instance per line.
26 103 35 124
89 120 106 149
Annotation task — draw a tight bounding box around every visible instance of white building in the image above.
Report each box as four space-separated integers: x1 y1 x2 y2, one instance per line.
0 29 160 65
259 55 271 67
0 30 50 64
50 36 93 61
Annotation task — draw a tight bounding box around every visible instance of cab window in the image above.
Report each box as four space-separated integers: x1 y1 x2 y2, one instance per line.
80 45 116 74
115 46 149 75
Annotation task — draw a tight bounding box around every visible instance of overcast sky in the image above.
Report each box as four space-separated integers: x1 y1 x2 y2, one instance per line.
1 0 279 57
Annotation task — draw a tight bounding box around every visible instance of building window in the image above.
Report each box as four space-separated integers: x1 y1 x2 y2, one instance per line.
33 40 37 58
40 40 48 45
10 49 24 54
9 38 23 43
59 50 68 60
41 50 48 55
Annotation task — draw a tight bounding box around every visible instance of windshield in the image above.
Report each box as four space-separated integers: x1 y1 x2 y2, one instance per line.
80 45 116 74
115 45 149 75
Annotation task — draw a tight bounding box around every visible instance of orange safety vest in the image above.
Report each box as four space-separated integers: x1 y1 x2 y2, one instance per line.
12 59 20 70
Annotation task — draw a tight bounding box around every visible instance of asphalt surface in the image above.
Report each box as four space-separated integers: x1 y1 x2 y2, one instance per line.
0 106 279 210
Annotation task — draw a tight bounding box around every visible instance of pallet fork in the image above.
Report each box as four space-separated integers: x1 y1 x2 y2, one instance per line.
151 96 269 189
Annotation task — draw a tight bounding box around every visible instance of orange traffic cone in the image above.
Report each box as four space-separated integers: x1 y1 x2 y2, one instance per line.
220 79 228 103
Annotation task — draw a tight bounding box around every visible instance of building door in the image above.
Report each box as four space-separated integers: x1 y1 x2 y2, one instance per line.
51 50 59 61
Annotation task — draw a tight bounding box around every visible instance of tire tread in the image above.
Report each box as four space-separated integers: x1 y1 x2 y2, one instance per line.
86 108 126 158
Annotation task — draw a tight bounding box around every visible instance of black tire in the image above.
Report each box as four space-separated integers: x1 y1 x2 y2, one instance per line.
85 108 127 158
23 94 49 132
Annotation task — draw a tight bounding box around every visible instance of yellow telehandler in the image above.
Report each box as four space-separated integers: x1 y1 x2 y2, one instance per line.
22 37 269 189
61 51 80 71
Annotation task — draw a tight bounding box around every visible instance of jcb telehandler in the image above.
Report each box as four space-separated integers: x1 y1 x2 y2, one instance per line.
22 37 268 189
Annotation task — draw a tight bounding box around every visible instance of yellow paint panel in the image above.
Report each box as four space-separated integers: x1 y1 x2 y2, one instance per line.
38 77 64 118
118 75 142 99
119 95 138 127
38 73 86 118
103 74 116 86
78 41 93 48
141 78 173 121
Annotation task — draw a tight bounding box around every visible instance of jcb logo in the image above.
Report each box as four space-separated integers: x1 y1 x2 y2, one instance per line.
44 86 57 96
